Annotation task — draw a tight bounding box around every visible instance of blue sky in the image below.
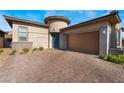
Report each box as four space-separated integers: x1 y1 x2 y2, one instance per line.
0 10 124 32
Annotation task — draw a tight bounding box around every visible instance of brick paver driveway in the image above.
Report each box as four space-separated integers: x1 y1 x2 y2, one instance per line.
0 50 124 83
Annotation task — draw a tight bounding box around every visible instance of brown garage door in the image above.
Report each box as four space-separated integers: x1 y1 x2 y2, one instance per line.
67 31 99 54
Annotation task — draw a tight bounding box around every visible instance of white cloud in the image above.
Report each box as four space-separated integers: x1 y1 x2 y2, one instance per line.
102 10 112 15
65 10 84 14
0 15 12 31
43 10 97 19
27 14 41 21
84 10 96 18
0 11 10 16
43 10 97 22
0 11 43 31
106 10 111 14
43 11 57 18
0 11 4 15
0 11 12 31
68 11 96 18
77 10 84 14
14 13 41 22
121 19 124 28
43 10 84 18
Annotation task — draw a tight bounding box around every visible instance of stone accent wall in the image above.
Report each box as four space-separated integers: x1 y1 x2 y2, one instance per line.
12 42 33 50
99 25 110 55
60 31 67 49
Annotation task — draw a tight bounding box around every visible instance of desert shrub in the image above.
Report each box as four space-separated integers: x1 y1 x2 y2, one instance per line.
19 52 25 54
38 46 44 51
31 48 38 53
0 48 3 54
22 48 30 53
123 44 124 49
9 50 16 55
99 54 124 64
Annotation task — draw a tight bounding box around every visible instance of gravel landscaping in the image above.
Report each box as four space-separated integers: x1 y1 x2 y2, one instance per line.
0 49 124 83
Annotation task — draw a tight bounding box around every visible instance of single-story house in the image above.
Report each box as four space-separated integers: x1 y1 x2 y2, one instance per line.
0 30 5 48
3 11 124 55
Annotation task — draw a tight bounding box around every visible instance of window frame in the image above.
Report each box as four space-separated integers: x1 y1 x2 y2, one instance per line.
18 26 28 41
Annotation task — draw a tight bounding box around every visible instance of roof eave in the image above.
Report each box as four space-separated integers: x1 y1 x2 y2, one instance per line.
4 15 49 28
44 16 70 24
0 30 6 34
61 12 121 31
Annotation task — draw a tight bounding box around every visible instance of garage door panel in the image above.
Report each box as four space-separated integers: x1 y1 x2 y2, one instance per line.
67 31 99 54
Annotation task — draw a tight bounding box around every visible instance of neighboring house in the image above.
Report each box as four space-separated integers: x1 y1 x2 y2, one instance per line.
0 29 5 48
122 28 124 47
3 11 124 55
123 39 124 47
4 31 12 48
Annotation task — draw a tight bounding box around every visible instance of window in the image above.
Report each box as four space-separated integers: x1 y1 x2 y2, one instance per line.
19 27 28 41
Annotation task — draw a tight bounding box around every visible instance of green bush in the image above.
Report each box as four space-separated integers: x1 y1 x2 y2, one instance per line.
9 50 16 55
31 48 38 53
38 46 44 51
99 55 107 60
22 48 30 53
99 54 124 64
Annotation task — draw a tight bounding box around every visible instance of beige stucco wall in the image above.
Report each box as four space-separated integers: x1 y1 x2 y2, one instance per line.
12 22 49 48
65 21 109 33
29 33 48 48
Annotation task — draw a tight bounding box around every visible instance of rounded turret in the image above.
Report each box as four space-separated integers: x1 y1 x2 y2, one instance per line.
44 16 70 32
